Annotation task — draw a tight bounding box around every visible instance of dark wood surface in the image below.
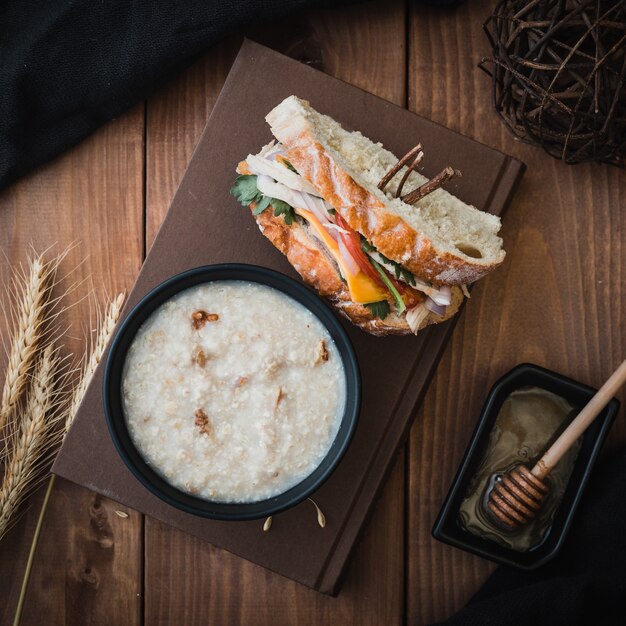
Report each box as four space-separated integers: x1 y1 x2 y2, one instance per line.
0 1 624 624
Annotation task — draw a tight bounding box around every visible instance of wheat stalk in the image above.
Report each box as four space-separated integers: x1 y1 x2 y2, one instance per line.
66 292 125 432
0 345 65 540
11 291 125 626
0 254 61 432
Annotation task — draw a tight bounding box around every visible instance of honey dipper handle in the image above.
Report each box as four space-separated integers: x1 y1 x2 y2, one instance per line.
532 360 626 480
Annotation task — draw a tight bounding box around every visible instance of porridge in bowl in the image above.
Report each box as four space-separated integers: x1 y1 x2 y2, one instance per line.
121 280 347 503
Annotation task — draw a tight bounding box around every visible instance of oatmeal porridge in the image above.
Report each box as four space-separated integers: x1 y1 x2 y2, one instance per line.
121 281 347 503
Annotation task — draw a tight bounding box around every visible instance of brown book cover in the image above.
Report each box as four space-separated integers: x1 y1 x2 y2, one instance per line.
53 39 525 595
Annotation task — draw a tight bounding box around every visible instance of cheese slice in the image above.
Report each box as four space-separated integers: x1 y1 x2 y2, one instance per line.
295 208 387 304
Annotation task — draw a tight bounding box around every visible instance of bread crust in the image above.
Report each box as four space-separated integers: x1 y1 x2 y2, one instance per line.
252 204 463 336
283 132 502 286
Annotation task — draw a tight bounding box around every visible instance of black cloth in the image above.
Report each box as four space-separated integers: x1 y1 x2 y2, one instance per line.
435 446 626 626
0 0 354 191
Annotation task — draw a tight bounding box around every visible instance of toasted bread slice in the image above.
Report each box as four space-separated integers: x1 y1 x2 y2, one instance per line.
266 96 505 286
252 204 463 336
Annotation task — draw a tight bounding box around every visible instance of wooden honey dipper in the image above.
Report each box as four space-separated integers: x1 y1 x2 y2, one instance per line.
486 359 626 530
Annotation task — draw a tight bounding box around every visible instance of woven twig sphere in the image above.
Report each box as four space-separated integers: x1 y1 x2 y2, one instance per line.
480 0 626 166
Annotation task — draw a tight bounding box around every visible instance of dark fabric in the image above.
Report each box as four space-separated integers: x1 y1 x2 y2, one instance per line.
0 0 353 191
434 446 626 626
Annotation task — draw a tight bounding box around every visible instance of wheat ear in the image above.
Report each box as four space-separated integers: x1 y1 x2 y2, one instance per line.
0 345 65 541
0 255 59 431
66 292 125 431
11 292 124 626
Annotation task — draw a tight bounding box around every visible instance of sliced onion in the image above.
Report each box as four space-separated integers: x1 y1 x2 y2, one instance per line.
261 141 288 162
323 223 350 239
301 193 333 225
337 238 360 275
424 297 446 316
409 277 451 303
461 284 471 299
430 285 451 306
406 305 430 334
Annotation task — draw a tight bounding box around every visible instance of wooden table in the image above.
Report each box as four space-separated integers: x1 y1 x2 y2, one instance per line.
1 1 624 623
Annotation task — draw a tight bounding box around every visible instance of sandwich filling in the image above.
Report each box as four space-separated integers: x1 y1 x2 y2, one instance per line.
231 142 459 334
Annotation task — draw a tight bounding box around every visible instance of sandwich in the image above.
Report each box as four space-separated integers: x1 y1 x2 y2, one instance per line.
231 96 505 336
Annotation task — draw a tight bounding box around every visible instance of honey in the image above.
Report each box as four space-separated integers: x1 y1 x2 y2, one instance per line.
459 386 581 551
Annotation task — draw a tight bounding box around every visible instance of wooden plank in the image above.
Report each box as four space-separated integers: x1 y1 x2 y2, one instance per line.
0 107 145 625
407 1 626 624
144 456 405 626
143 1 407 623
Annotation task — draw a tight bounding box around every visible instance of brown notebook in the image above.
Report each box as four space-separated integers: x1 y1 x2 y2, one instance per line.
53 39 525 595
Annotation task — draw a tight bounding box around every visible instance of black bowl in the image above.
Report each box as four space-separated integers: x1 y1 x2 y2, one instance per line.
432 363 619 569
103 264 360 521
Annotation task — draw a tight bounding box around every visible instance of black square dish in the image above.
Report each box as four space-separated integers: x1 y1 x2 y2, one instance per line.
432 363 619 569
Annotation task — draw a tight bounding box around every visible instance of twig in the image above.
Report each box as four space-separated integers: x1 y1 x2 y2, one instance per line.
481 0 626 165
377 144 423 192
395 149 424 198
402 167 460 205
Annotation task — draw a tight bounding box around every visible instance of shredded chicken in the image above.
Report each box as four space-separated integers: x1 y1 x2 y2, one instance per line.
246 148 320 196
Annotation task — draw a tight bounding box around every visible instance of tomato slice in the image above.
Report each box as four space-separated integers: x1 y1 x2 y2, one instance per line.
333 214 384 285
333 212 424 308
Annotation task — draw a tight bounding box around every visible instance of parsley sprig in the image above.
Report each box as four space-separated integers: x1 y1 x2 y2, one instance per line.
230 174 263 205
364 300 391 319
230 174 296 225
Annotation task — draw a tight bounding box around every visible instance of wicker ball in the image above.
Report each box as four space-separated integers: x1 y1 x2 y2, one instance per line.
480 0 626 166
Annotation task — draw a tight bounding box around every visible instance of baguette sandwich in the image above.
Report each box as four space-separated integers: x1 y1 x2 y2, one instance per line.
231 96 505 336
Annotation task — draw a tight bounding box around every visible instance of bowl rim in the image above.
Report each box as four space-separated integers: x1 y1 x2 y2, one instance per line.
103 263 361 521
